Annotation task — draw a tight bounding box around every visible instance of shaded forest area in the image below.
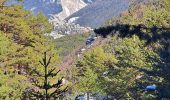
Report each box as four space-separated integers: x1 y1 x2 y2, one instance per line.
71 0 170 99
93 23 170 99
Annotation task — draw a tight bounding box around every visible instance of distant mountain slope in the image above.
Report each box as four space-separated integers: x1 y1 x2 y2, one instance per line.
6 0 62 16
6 0 95 17
83 0 96 4
66 0 130 28
6 0 130 28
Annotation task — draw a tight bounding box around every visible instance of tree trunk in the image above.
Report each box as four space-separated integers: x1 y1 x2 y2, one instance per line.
87 92 90 100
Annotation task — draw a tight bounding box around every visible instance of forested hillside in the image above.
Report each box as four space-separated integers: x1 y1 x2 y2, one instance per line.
0 0 170 99
0 0 62 99
55 33 89 59
71 0 170 99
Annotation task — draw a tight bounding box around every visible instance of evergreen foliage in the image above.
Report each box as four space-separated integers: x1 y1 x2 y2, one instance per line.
0 0 59 99
72 0 170 99
73 36 160 99
54 33 89 59
29 52 68 100
0 0 170 99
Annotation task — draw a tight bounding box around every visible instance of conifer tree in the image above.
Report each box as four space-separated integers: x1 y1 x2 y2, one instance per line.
30 52 68 100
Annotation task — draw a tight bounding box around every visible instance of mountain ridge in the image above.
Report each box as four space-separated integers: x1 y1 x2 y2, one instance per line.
6 0 130 28
6 0 94 17
66 0 130 28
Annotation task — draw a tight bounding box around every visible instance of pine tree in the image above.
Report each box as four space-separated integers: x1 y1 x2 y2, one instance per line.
30 52 68 100
0 1 59 99
0 31 28 99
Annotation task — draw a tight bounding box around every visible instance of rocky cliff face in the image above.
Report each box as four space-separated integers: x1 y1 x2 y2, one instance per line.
57 0 87 20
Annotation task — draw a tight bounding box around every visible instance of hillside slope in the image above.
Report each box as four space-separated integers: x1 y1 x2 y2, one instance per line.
66 0 130 28
6 0 95 17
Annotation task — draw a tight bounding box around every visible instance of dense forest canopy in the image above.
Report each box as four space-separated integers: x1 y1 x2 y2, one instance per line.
72 0 170 99
0 0 61 99
0 0 170 99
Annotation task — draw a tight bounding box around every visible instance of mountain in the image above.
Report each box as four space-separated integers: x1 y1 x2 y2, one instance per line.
83 0 96 4
6 0 94 17
6 0 130 28
56 0 87 20
6 0 62 16
66 0 130 28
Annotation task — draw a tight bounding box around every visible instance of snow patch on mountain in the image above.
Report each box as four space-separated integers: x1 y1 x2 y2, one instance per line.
30 7 37 12
68 17 80 24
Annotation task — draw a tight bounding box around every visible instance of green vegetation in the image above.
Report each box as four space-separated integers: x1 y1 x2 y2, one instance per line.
29 52 68 99
54 33 89 59
74 47 118 94
0 0 60 99
107 0 170 28
73 36 160 99
0 0 170 99
72 0 170 99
